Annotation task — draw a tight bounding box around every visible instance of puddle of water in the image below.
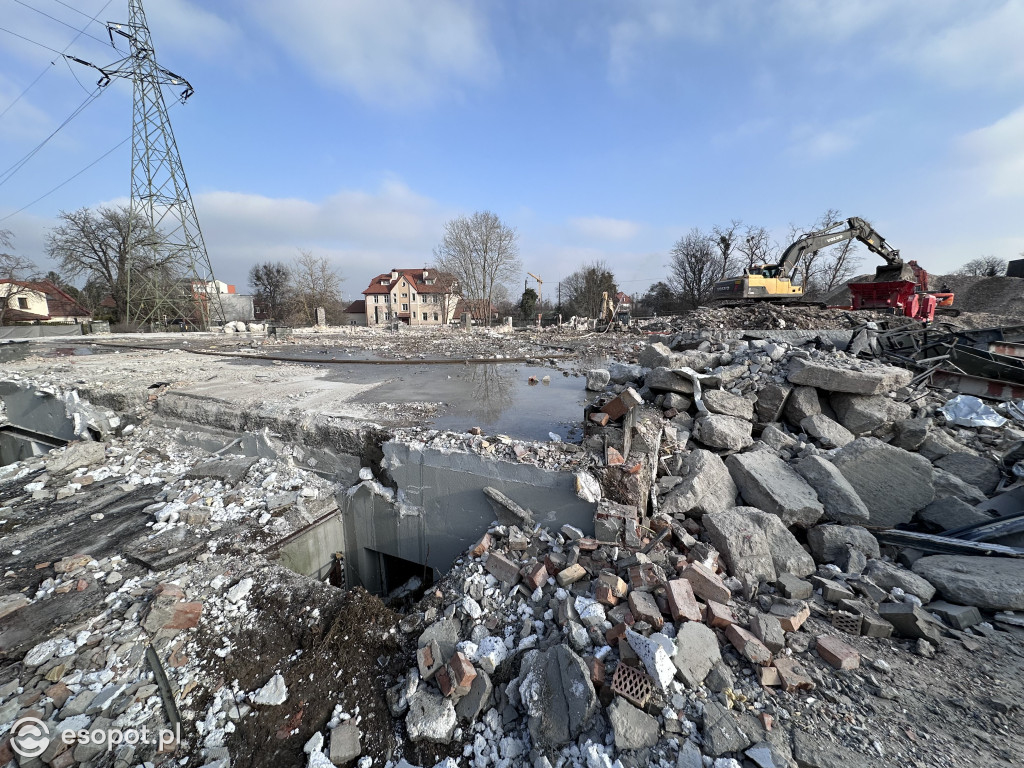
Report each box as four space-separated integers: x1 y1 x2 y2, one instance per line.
350 363 597 442
51 347 96 356
0 342 31 364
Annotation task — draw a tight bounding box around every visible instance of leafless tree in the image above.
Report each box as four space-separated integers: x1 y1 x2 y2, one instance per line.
712 220 742 280
789 209 861 296
955 255 1007 277
288 249 343 326
433 211 521 327
668 228 722 309
248 261 292 321
0 229 41 325
44 206 163 322
736 224 779 271
562 260 617 318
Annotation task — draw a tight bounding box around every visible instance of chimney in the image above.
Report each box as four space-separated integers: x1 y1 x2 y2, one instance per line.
390 269 399 280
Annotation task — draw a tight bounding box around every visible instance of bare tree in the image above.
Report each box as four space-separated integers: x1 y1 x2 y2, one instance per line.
433 211 521 327
736 225 779 271
955 256 1007 277
0 229 41 325
44 206 163 322
248 261 291 321
787 210 861 296
430 271 460 325
562 260 617 318
288 249 343 326
712 220 742 280
668 228 721 309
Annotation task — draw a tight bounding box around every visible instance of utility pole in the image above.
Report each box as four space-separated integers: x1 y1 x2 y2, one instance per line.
67 0 221 330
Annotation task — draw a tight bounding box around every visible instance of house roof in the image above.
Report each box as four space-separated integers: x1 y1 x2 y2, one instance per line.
361 269 455 296
1 308 49 323
344 300 366 314
0 280 91 319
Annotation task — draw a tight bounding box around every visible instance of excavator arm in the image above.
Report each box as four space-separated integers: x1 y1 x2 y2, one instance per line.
767 216 909 281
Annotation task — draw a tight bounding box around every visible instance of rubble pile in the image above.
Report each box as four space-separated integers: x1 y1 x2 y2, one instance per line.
669 305 905 332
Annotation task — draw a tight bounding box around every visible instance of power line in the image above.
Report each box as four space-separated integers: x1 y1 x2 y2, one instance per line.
0 0 114 122
11 0 119 50
0 135 129 224
0 87 104 187
49 0 109 28
0 23 65 55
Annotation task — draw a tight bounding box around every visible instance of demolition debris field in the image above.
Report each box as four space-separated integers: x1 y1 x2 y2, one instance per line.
1 298 1024 768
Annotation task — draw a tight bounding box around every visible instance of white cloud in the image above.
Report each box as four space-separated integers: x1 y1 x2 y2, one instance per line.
144 0 243 61
959 105 1024 198
249 0 499 107
0 75 52 141
788 116 874 160
192 179 450 289
570 216 640 241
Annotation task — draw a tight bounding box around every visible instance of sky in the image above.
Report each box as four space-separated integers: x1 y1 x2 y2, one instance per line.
1 0 1023 304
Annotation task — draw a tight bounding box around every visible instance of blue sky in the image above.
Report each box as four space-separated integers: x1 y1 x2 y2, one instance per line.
1 0 1022 302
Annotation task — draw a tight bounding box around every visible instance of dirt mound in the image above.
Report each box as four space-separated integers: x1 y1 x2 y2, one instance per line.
679 302 907 331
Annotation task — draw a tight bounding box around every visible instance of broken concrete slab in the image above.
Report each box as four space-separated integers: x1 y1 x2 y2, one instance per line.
934 453 1001 496
795 455 870 525
927 600 983 630
792 728 874 768
829 393 912 435
755 382 791 423
45 440 107 474
877 602 942 644
760 423 798 453
806 525 880 564
787 357 913 395
701 699 763 757
913 555 1024 612
517 644 597 749
405 689 457 743
673 622 722 688
800 414 854 449
783 386 822 426
704 389 755 420
830 438 934 528
931 469 988 505
863 559 936 603
660 449 737 517
693 413 754 451
726 452 824 528
187 456 258 486
645 367 695 394
608 697 659 750
918 429 978 462
916 497 993 532
638 343 675 369
704 506 815 582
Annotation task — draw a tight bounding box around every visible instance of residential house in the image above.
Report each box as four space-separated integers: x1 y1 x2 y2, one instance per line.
0 280 91 325
361 269 460 326
342 300 367 326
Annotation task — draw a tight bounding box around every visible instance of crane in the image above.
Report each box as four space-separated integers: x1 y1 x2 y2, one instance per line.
526 272 543 305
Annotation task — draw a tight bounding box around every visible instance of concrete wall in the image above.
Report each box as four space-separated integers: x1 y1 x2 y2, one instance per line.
342 440 595 594
275 512 345 581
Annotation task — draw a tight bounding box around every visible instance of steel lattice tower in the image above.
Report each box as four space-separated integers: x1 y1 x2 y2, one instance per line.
71 0 222 328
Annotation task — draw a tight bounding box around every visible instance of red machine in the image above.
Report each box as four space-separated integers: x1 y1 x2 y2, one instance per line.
848 279 937 322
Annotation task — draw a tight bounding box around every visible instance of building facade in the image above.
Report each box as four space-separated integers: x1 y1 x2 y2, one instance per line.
361 269 460 326
0 280 92 325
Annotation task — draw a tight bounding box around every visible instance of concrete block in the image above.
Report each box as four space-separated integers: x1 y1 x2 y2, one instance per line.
830 392 913 434
926 600 983 630
727 452 824 528
661 449 738 518
831 438 935 527
795 455 870 526
704 389 755 420
787 357 913 394
811 576 856 604
750 613 786 653
693 414 754 451
776 573 813 600
770 602 810 632
800 414 854 449
755 382 791 423
330 721 361 765
863 559 936 603
806 524 879 565
877 602 942 643
934 452 1000 495
783 385 822 425
914 555 1024 612
673 622 722 688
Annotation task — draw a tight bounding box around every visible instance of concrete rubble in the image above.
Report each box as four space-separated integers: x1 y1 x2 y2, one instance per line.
0 311 1023 768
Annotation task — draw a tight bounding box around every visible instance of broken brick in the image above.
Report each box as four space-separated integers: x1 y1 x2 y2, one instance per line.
606 447 625 466
556 563 587 587
584 656 605 686
53 553 91 573
757 666 781 687
628 591 664 630
666 579 702 622
726 624 773 666
595 583 620 607
605 622 628 645
447 652 477 696
484 552 521 585
705 600 736 629
680 562 731 604
816 635 860 670
469 533 492 558
770 603 810 632
773 658 815 692
588 412 610 427
522 562 548 591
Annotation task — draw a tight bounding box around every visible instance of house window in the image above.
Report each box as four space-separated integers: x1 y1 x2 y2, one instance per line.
411 294 416 302
422 312 427 320
433 313 439 321
379 280 388 285
374 296 379 303
384 295 390 303
17 297 29 309
401 292 408 298
402 303 409 311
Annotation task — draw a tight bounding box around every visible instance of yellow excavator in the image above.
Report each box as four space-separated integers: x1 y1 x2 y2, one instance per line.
712 216 914 302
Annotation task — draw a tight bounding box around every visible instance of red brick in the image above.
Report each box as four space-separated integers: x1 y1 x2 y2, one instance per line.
664 408 679 418
448 652 477 696
469 533 492 558
588 412 610 427
54 553 91 573
484 551 521 584
628 591 663 630
606 447 625 466
726 624 773 666
584 656 605 686
705 600 736 629
435 665 455 697
164 602 203 630
595 583 619 607
577 538 599 551
759 713 774 731
771 604 810 632
522 562 548 591
600 396 630 421
773 658 815 692
816 635 860 670
45 682 72 708
680 562 731 604
665 579 702 623
154 583 186 599
605 622 628 645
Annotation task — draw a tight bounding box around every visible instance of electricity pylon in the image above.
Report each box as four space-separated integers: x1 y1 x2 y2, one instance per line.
68 0 221 329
